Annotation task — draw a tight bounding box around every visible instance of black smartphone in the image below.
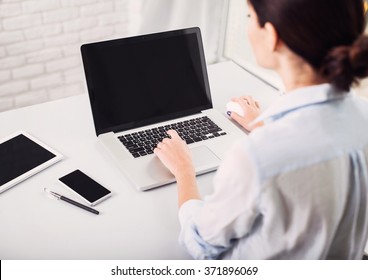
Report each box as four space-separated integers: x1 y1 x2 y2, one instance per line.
58 169 111 206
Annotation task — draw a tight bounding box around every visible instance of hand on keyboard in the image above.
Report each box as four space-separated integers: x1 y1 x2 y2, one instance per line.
118 116 227 158
154 130 195 177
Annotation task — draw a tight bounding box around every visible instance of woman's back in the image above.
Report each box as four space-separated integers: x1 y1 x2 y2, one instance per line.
226 84 368 259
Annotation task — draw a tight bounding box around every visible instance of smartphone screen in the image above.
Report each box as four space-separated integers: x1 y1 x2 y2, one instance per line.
59 169 111 206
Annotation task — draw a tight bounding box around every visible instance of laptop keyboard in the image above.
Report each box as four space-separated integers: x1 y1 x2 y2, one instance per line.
118 116 227 158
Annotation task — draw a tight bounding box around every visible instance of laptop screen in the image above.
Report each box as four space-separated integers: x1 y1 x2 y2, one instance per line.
81 27 213 136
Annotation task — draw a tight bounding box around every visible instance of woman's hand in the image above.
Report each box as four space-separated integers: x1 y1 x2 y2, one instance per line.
154 130 195 179
154 130 199 207
228 96 264 131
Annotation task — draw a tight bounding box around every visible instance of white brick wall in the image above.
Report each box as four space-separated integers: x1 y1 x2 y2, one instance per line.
0 0 143 112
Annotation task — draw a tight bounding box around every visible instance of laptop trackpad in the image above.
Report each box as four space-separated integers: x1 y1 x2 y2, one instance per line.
147 146 221 176
148 145 220 178
130 146 220 190
191 145 221 172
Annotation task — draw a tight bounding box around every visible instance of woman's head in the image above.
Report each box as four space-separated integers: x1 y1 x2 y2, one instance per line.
247 0 368 91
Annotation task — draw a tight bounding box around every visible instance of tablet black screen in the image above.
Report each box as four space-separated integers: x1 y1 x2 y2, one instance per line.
0 134 56 186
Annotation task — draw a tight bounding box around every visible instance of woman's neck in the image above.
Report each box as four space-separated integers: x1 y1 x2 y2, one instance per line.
276 52 327 93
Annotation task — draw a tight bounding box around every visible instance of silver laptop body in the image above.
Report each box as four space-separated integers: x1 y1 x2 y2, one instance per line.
81 27 245 191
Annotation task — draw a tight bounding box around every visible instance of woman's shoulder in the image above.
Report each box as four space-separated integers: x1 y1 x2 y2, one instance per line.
244 104 367 182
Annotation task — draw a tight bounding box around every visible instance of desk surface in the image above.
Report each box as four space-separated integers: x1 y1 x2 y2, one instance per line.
1 61 365 259
0 61 280 259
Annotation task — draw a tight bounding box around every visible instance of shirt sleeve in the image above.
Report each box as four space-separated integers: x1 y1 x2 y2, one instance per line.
178 139 261 259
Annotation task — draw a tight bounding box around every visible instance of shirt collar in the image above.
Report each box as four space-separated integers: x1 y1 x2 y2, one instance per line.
253 83 349 124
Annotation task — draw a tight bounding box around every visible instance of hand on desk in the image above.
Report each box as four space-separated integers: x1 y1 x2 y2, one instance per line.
227 96 264 132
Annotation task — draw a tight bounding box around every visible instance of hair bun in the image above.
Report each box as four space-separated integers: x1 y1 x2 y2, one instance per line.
320 35 368 92
350 35 368 78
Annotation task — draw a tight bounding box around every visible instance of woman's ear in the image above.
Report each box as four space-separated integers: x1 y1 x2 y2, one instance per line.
264 22 279 52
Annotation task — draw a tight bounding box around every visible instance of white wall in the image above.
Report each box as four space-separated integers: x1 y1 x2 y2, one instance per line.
0 0 142 112
138 0 228 64
1 0 366 113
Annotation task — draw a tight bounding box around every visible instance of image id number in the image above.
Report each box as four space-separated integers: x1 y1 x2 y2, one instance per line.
204 266 258 276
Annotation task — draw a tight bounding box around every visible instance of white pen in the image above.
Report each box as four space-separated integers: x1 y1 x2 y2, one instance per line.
44 188 99 215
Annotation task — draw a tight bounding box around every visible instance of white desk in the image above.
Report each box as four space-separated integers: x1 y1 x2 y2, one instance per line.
2 61 365 259
0 61 279 259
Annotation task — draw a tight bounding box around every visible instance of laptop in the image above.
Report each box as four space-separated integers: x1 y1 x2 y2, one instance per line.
81 27 245 191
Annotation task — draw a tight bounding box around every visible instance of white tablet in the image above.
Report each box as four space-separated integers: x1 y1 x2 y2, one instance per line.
0 131 63 194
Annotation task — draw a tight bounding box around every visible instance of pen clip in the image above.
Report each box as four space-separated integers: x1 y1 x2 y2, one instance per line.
44 188 61 200
44 188 99 215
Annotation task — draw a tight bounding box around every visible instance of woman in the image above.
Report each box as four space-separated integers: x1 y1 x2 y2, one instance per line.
154 0 368 259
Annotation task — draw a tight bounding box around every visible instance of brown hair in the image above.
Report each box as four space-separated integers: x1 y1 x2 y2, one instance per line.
248 0 368 91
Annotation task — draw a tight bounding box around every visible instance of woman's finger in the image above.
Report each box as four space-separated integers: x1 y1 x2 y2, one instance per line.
167 129 180 139
237 98 250 110
162 138 171 144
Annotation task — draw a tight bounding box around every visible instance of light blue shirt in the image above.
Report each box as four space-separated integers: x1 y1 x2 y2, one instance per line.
179 84 368 259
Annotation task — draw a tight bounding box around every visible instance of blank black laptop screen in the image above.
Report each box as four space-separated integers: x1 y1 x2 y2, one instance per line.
81 28 212 135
